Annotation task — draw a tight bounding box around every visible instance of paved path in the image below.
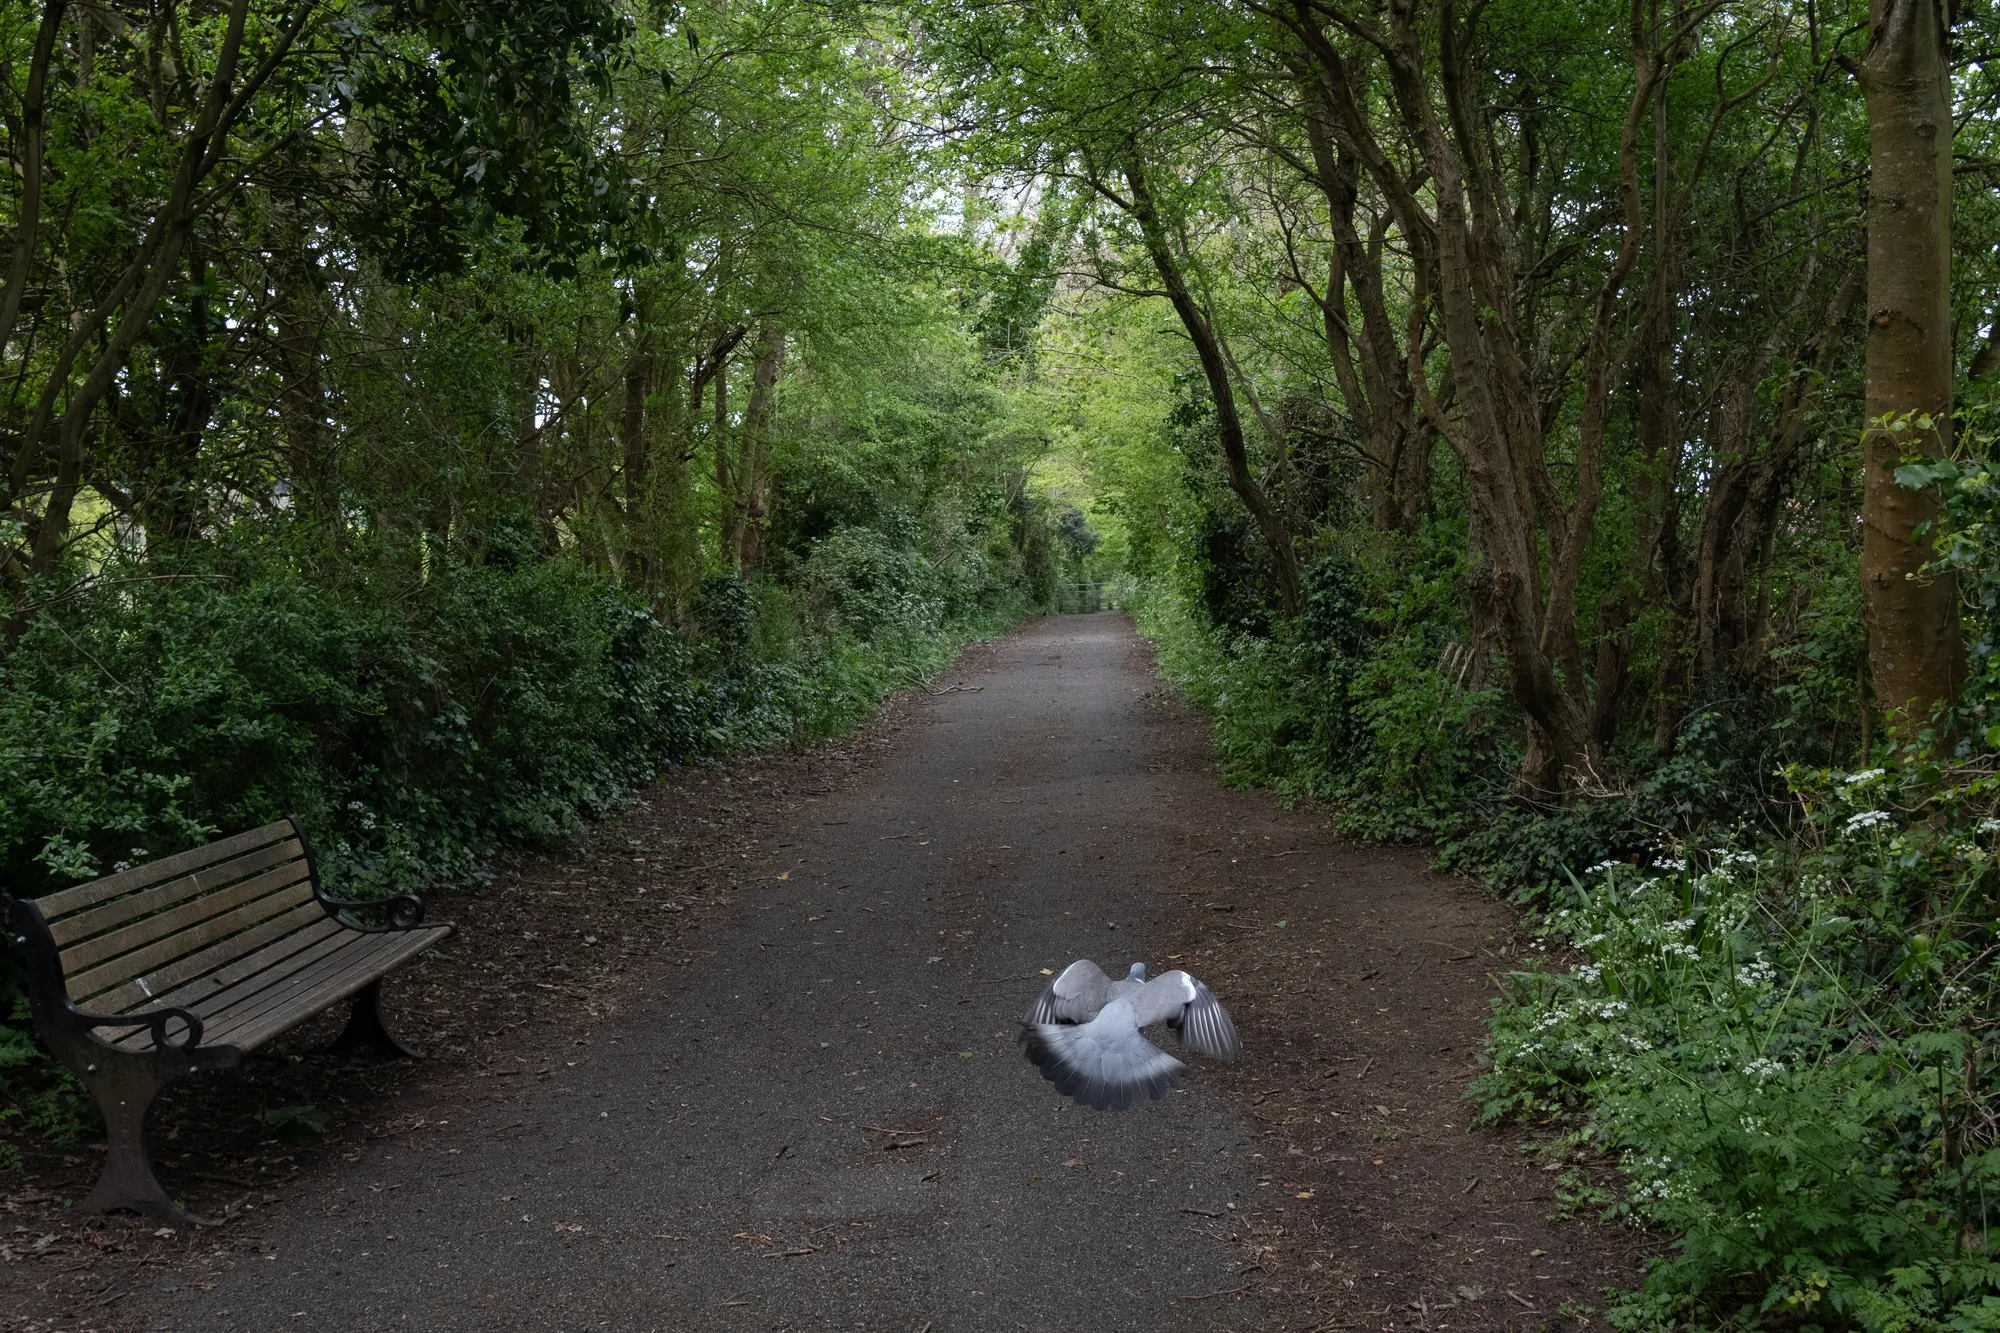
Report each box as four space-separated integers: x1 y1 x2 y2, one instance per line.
147 615 1263 1332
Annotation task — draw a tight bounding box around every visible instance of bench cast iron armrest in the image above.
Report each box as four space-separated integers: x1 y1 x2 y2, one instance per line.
313 890 427 931
290 819 427 932
9 901 210 1055
67 1004 206 1054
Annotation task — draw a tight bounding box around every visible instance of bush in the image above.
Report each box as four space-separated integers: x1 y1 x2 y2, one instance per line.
1476 768 2000 1330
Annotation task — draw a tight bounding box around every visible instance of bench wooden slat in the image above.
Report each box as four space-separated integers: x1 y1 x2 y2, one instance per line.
91 906 340 1016
57 861 311 976
47 838 306 948
105 925 361 1051
105 925 444 1053
189 927 448 1053
66 883 318 1005
33 821 297 920
215 924 450 1048
201 926 442 1040
136 921 360 1029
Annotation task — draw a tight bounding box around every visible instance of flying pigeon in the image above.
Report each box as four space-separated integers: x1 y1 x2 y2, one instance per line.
1021 960 1240 1110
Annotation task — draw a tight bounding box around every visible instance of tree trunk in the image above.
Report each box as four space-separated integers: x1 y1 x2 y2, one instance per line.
1299 89 1425 537
619 317 655 584
712 349 739 574
1118 148 1302 615
1858 0 1962 731
271 202 330 529
735 321 785 578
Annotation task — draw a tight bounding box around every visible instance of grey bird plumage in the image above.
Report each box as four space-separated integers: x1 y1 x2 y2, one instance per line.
1022 959 1240 1110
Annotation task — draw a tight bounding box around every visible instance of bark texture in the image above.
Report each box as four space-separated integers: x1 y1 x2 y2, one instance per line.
1858 0 1963 729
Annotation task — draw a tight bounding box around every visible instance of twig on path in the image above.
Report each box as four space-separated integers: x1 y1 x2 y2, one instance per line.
922 684 983 695
1461 1176 1480 1194
1354 968 1382 982
1356 1057 1375 1080
760 1247 817 1258
1178 1282 1253 1302
1423 940 1477 960
858 1124 928 1138
1179 1207 1219 1217
1505 1290 1536 1309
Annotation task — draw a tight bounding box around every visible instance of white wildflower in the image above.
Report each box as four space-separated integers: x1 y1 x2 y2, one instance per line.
1742 1057 1785 1081
1980 817 2000 834
1845 768 1886 785
1661 918 1696 935
1661 943 1701 960
1574 963 1604 984
1581 933 1608 947
1655 856 1687 872
1595 1001 1629 1018
1736 956 1777 987
1586 860 1622 875
1621 1033 1654 1052
1845 810 1892 834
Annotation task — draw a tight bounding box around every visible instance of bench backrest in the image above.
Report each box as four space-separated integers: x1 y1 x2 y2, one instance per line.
23 820 324 1014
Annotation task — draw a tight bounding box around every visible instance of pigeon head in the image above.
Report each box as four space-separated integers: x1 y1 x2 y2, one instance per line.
1127 962 1147 981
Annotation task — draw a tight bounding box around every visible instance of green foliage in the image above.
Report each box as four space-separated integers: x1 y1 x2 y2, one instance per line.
1133 544 1515 834
1 531 1022 903
1475 774 2000 1331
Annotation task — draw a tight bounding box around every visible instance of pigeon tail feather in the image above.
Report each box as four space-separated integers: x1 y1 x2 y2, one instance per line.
1022 998 1187 1112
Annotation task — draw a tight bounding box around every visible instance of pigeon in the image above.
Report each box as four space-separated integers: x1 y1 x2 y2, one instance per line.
1021 960 1240 1110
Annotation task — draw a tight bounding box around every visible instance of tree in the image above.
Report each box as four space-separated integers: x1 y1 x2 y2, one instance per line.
1857 0 1963 732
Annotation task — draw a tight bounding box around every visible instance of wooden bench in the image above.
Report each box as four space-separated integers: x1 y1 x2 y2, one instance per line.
9 818 452 1222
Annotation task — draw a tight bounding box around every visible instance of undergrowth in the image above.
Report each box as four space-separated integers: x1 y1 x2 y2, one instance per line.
0 523 1028 1149
1131 519 2000 1329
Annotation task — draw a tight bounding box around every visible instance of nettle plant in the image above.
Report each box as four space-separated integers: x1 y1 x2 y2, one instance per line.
1477 765 2000 1331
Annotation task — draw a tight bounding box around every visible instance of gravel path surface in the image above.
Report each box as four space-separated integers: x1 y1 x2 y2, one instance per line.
139 613 1267 1332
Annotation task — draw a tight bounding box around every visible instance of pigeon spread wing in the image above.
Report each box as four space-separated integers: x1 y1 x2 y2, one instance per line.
1148 971 1240 1061
1023 997 1188 1111
1026 959 1116 1025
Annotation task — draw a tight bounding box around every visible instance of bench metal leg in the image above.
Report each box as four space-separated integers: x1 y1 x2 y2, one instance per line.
78 1063 197 1226
330 981 418 1058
